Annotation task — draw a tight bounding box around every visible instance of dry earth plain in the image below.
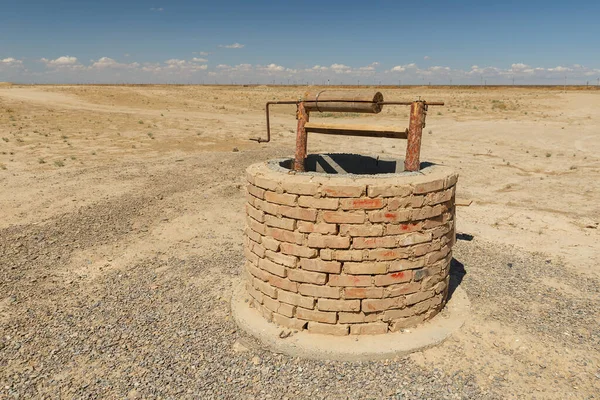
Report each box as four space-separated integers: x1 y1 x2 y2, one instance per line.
0 84 599 399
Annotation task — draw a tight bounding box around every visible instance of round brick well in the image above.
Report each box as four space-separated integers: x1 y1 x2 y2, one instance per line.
243 154 458 336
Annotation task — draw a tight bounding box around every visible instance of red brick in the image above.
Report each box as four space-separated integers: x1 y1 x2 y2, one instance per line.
322 184 365 198
389 315 425 331
247 262 269 281
298 283 340 299
266 227 304 245
307 233 350 249
279 243 317 258
261 236 280 251
246 216 266 235
247 184 266 199
330 250 364 261
374 271 412 286
340 198 385 210
425 188 454 206
266 273 298 293
422 214 446 229
277 290 315 309
388 196 425 210
245 227 262 244
299 258 341 274
328 275 372 287
322 211 365 224
253 277 277 298
388 257 425 272
352 236 396 249
246 203 265 223
397 232 432 247
307 322 349 335
288 269 327 285
317 298 360 312
338 312 379 324
350 322 388 335
278 205 317 222
262 296 282 314
296 308 337 324
253 198 279 216
253 175 279 191
445 173 458 189
244 246 259 266
429 223 451 239
413 178 444 194
433 280 447 295
264 214 296 231
362 297 402 312
259 258 287 277
281 180 319 196
384 282 420 298
411 241 441 257
249 240 266 258
411 205 443 221
297 221 337 234
246 282 264 303
385 222 423 235
272 313 307 330
367 248 409 261
265 191 297 206
406 289 434 306
343 262 387 275
367 185 412 198
343 287 384 299
420 273 444 291
265 250 297 268
298 196 339 210
368 210 411 223
339 224 383 237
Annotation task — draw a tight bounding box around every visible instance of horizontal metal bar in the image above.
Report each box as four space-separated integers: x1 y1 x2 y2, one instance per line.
305 122 408 139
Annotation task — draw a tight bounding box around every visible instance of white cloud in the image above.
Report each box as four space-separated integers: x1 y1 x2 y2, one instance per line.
191 57 208 63
42 56 78 66
262 63 285 72
150 7 164 11
216 64 231 69
193 51 209 56
90 57 140 69
390 65 405 72
359 62 380 71
1 57 23 66
424 56 430 60
220 43 245 49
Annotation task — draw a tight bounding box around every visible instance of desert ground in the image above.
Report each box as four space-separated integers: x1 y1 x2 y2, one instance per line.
0 84 598 399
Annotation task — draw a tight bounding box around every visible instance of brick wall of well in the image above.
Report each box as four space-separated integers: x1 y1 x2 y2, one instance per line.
243 161 458 336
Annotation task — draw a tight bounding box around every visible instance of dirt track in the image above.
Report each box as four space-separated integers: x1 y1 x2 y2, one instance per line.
1 85 599 399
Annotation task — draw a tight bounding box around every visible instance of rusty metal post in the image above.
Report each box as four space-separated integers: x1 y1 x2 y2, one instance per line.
404 101 426 172
294 102 309 172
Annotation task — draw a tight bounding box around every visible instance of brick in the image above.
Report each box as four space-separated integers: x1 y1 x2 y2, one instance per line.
277 290 315 309
320 248 333 260
247 262 269 281
288 268 327 285
388 195 424 210
374 271 412 286
246 203 265 223
367 248 409 261
249 240 266 258
425 188 454 206
259 258 287 277
344 287 384 299
253 302 273 322
368 210 411 223
253 277 277 298
350 322 388 335
317 298 360 312
263 297 296 318
421 273 444 291
254 198 279 216
331 250 364 261
246 170 256 185
339 224 383 237
265 191 297 206
247 184 266 199
280 243 317 258
247 282 264 304
246 216 266 235
308 322 349 335
261 236 280 251
328 275 372 287
444 173 459 189
272 313 307 330
389 315 426 331
264 214 296 231
340 198 385 210
422 214 446 229
298 196 339 210
413 178 444 194
266 227 304 245
298 283 340 299
281 180 319 196
412 268 430 282
253 175 279 191
406 290 434 306
262 296 282 314
299 258 341 274
412 241 441 257
338 312 379 324
397 232 432 247
265 250 297 268
385 222 423 235
245 191 256 207
384 282 420 298
278 205 317 222
297 221 337 234
343 262 387 275
362 297 402 312
440 230 455 247
429 223 452 239
308 233 350 249
322 184 365 198
267 273 298 293
412 205 444 221
433 280 447 295
322 211 365 224
367 185 412 198
296 308 337 324
244 246 259 266
388 257 425 272
245 227 262 244
352 236 396 249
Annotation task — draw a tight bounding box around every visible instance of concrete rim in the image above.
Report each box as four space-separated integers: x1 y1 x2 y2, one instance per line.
231 282 470 361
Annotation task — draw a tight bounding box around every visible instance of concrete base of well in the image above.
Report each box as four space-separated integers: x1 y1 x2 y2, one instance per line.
231 281 470 361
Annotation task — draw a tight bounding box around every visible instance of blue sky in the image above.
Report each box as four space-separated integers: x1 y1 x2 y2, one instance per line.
1 0 600 84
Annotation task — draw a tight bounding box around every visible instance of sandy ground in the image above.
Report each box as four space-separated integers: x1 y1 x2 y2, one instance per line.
0 85 598 399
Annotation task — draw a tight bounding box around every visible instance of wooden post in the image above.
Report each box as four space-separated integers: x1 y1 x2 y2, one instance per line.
404 101 426 172
294 102 309 172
